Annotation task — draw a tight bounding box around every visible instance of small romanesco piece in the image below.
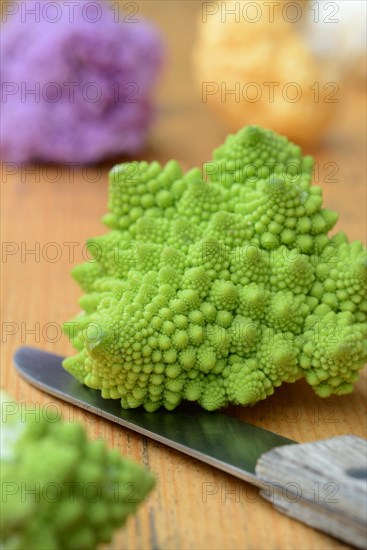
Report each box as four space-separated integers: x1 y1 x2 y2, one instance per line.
63 126 367 412
0 391 155 550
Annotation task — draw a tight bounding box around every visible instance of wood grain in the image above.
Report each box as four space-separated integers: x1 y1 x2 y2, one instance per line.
1 2 366 549
256 436 367 549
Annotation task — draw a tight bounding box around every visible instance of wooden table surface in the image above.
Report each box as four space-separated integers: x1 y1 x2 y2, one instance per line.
1 2 366 549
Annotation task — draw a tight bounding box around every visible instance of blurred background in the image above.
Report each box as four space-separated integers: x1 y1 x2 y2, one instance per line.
1 1 366 549
2 1 366 164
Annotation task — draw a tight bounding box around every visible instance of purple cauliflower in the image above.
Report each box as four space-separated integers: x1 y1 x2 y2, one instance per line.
1 0 163 163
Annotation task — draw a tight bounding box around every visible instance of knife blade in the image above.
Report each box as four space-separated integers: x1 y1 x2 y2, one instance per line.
13 346 294 486
13 346 367 549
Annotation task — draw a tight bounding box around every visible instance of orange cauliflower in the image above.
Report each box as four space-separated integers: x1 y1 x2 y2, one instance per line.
194 1 334 145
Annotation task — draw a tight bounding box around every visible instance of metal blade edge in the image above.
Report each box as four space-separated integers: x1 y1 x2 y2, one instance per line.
13 346 296 486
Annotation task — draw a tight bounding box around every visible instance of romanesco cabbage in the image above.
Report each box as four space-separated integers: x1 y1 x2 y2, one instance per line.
0 391 154 550
63 126 367 412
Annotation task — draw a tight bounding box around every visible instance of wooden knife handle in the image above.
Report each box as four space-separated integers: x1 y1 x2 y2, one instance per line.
255 435 367 549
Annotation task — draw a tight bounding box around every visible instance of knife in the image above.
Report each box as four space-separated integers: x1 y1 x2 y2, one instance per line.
13 346 367 549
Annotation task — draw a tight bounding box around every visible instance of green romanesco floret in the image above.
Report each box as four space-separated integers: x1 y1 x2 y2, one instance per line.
63 125 367 412
0 391 155 550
